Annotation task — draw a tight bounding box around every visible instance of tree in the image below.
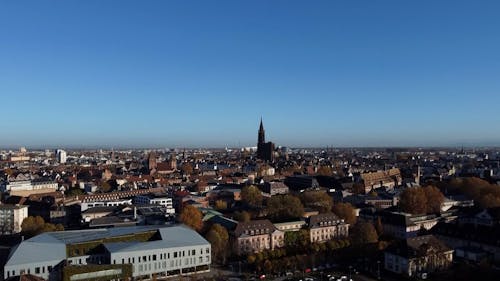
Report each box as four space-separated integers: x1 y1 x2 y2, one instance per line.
399 187 427 214
300 191 333 213
317 166 333 176
234 211 251 222
352 183 366 194
424 185 445 213
214 200 227 210
65 187 83 197
375 216 384 236
181 163 194 175
180 205 203 232
241 185 263 207
332 202 357 225
438 177 500 208
350 221 378 245
284 229 310 252
400 186 446 214
267 194 304 221
100 181 112 193
21 216 64 237
205 224 229 264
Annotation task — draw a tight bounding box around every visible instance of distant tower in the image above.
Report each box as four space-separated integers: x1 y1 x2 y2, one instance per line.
258 117 265 145
416 165 421 186
56 149 67 164
148 151 157 171
170 153 177 170
257 118 275 162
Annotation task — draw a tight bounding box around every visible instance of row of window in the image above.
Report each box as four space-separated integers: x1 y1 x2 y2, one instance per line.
6 266 53 278
113 248 210 265
135 256 210 273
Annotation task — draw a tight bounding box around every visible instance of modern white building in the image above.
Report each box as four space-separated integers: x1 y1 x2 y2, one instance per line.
134 195 175 215
80 199 133 212
56 149 67 164
4 225 211 280
0 204 28 234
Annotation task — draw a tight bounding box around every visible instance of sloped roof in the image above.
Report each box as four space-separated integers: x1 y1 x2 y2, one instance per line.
308 213 344 229
104 225 209 253
5 225 208 267
234 220 276 237
385 235 451 258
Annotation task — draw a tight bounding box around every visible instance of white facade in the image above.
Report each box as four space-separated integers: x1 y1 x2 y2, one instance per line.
56 149 67 164
0 204 28 234
134 196 175 215
4 225 211 280
80 199 132 212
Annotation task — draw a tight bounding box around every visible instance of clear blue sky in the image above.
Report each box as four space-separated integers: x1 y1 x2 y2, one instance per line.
1 0 499 148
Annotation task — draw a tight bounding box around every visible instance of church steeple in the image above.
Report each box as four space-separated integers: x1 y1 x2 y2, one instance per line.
258 117 265 145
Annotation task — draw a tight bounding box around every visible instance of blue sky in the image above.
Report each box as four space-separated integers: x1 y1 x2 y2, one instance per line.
1 0 499 148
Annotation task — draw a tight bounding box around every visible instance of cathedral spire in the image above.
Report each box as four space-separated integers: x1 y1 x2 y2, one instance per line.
258 117 265 145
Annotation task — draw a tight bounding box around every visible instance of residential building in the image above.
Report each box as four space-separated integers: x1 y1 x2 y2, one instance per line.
384 235 453 278
273 220 306 232
284 175 320 191
308 213 349 243
0 204 28 235
260 181 289 196
361 168 402 193
4 225 211 280
233 220 284 255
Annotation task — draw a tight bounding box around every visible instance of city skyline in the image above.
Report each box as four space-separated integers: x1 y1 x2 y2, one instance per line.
1 1 500 148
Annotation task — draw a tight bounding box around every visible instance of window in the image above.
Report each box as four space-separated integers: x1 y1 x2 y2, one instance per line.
143 256 147 262
35 267 40 274
206 248 210 254
48 266 52 272
174 252 177 258
153 255 157 261
192 249 196 256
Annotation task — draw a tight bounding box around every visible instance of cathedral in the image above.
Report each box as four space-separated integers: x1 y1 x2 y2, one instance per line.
257 118 275 162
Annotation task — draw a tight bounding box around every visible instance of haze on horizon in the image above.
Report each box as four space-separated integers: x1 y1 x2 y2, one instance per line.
1 0 499 149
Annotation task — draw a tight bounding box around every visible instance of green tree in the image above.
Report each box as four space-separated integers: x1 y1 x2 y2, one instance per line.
65 187 83 197
300 191 333 213
350 221 378 245
241 185 263 207
284 229 310 252
180 205 203 232
234 211 251 222
332 202 357 225
267 194 304 221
